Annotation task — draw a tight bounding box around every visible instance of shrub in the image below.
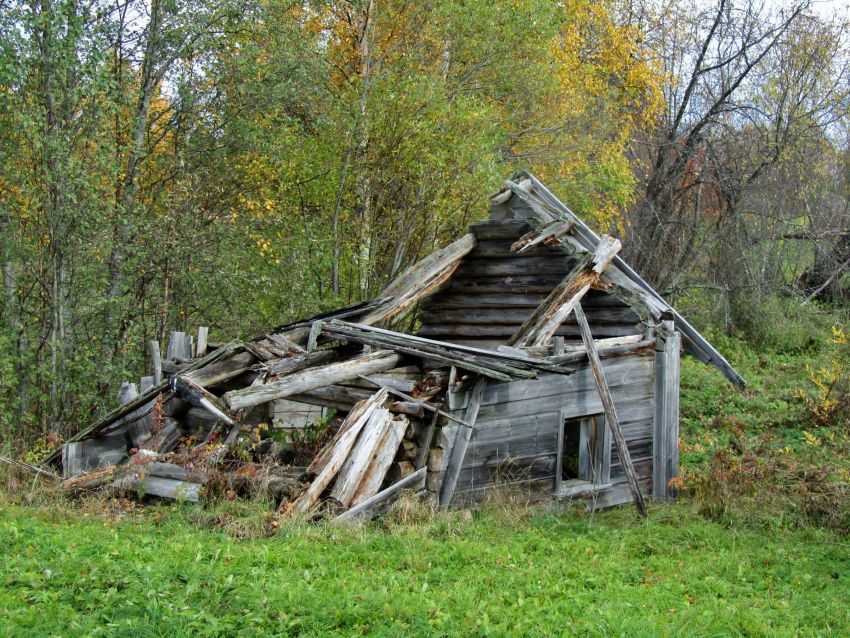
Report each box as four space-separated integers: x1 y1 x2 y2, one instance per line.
799 325 850 428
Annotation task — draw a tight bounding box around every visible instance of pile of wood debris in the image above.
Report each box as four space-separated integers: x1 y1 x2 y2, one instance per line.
40 290 577 520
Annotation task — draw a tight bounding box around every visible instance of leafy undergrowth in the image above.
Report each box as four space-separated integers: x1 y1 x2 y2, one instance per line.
2 502 848 637
680 327 850 533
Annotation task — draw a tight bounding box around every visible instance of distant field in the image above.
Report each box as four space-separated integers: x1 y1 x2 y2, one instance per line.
2 502 848 637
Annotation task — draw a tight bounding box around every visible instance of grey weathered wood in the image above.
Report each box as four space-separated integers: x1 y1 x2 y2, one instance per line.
470 220 531 240
43 343 243 467
415 409 439 470
506 235 621 348
653 319 681 501
574 303 647 517
174 375 235 425
288 385 422 417
184 334 194 360
287 389 388 515
361 233 477 325
453 255 574 277
418 323 643 340
305 391 384 478
419 306 639 327
140 376 154 393
148 340 161 385
264 349 338 377
508 171 744 389
350 415 408 506
331 407 393 506
225 351 401 411
354 373 471 428
266 332 308 355
307 320 323 352
185 351 257 388
549 339 655 365
511 219 574 253
166 331 187 360
336 467 427 522
62 431 129 479
447 354 653 411
111 475 201 502
439 376 487 508
196 326 209 358
325 321 570 377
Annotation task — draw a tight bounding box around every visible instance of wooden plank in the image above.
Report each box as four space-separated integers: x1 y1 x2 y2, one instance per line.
439 376 487 508
225 351 401 411
418 306 640 326
453 256 574 277
415 409 439 470
351 415 409 506
509 172 745 389
336 467 427 522
286 389 387 515
322 324 529 382
304 391 386 478
507 236 621 348
470 220 531 240
46 341 244 466
448 355 654 411
574 303 647 517
331 408 393 506
361 233 477 325
653 319 681 500
111 475 201 502
264 349 338 377
173 375 235 425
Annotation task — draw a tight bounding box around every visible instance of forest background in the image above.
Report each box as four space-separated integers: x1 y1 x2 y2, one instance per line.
1 0 849 447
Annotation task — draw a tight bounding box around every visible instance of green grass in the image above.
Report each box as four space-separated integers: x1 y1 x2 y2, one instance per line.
2 503 848 637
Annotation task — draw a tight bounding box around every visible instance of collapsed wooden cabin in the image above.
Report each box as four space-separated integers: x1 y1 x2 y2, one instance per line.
42 172 744 519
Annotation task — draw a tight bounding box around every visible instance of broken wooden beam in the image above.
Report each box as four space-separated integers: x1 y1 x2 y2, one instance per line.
439 376 487 508
286 389 388 515
360 233 477 325
574 303 647 517
336 467 427 522
508 235 621 348
224 351 401 412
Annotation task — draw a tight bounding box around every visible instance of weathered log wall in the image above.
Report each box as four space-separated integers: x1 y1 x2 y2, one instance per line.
417 220 644 349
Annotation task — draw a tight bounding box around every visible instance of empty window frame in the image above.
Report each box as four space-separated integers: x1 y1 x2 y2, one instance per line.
555 411 611 494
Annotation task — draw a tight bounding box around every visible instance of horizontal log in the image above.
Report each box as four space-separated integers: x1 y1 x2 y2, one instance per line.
225 351 402 411
417 323 644 339
418 306 640 327
470 220 532 240
185 351 257 387
453 256 573 277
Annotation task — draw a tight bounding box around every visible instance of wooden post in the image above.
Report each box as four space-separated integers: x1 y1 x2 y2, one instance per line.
653 316 680 500
196 326 209 358
439 376 487 508
574 303 647 517
150 340 162 385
